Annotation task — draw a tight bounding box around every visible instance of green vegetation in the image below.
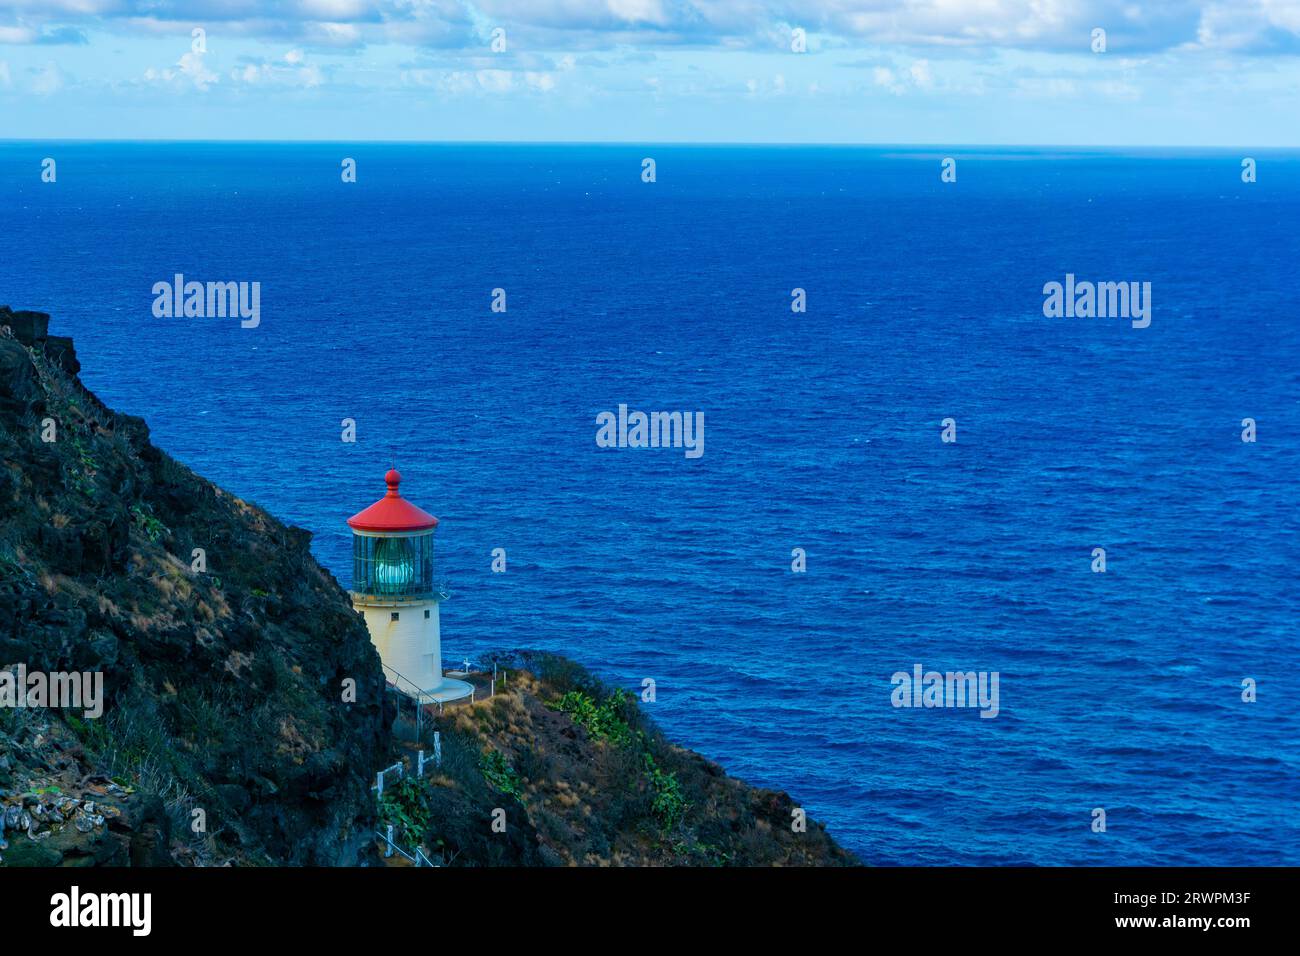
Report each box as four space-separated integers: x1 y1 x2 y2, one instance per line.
71 436 96 473
64 712 112 753
550 686 687 833
130 503 169 542
643 751 687 830
378 776 434 838
551 688 634 746
480 748 524 801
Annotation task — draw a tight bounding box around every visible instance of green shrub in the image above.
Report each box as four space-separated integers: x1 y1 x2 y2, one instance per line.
480 748 524 801
71 436 96 473
643 751 687 830
130 504 169 542
64 712 112 752
378 776 433 838
550 689 634 746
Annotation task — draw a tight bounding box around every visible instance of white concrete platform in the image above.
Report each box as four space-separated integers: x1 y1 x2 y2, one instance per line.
423 677 474 704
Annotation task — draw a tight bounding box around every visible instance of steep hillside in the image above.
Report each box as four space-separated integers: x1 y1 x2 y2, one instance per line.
0 306 391 865
377 652 859 866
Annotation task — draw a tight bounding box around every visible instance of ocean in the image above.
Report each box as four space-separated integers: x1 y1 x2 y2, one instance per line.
3 141 1297 865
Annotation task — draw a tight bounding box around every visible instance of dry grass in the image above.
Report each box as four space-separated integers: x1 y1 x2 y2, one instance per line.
222 650 251 678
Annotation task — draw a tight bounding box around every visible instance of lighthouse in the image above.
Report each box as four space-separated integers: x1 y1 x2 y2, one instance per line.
347 469 472 703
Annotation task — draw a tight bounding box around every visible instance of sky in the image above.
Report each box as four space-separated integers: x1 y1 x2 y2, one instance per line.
0 1 1298 145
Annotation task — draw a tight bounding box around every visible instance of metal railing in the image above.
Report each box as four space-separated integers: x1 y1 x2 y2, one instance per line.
374 738 446 866
381 661 478 739
372 737 443 794
372 662 509 869
375 827 438 867
350 582 450 606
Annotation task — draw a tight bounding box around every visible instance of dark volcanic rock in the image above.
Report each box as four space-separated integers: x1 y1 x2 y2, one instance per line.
0 341 42 416
0 313 391 866
0 306 49 347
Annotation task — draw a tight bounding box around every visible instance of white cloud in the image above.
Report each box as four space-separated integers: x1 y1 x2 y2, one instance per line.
475 68 512 92
229 49 323 87
310 22 364 47
865 57 939 95
297 0 372 18
232 63 323 88
7 1 1296 55
176 50 217 90
1190 0 1300 52
404 67 532 95
400 53 574 95
872 65 904 95
605 0 670 26
524 70 555 91
141 49 218 90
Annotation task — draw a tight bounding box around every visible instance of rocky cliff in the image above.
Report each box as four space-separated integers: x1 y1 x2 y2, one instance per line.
0 306 391 866
380 651 859 866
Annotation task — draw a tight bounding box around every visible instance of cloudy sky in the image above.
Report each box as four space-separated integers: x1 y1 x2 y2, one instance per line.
0 1 1297 144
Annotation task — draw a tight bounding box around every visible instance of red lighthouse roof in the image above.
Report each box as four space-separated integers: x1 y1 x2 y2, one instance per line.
346 469 439 533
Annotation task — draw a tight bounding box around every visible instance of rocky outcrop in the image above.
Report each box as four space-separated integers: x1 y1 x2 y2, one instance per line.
0 306 392 866
377 652 859 867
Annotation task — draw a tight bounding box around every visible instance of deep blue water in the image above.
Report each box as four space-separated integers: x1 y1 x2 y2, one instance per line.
3 142 1298 865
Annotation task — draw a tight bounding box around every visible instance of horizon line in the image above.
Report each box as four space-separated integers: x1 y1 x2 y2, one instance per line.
0 138 1295 150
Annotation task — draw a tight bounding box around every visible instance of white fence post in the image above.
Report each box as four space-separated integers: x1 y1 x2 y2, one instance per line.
417 749 425 777
434 731 442 769
385 825 394 858
490 678 495 697
373 761 403 798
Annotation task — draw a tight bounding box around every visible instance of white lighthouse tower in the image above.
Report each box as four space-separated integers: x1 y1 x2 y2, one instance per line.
347 469 472 703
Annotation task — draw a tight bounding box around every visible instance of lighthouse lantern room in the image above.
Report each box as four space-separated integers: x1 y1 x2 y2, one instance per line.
347 469 473 703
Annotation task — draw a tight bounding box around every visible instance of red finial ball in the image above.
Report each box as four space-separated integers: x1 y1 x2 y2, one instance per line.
385 469 402 493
